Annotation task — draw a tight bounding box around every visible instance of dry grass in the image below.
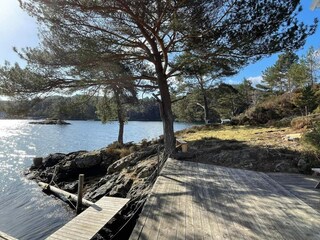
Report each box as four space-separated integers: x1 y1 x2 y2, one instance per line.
177 125 307 151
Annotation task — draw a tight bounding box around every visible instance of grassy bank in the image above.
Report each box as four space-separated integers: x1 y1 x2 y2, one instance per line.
175 124 318 173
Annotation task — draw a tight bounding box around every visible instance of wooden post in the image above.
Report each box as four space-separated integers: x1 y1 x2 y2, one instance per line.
181 143 188 153
76 174 84 214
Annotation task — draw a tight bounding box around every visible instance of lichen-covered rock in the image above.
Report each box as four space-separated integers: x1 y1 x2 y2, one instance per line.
107 154 134 174
137 165 156 178
88 180 115 200
84 174 118 200
74 151 102 168
99 149 118 170
109 178 133 197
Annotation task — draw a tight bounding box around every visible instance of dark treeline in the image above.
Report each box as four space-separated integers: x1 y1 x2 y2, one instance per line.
0 96 161 121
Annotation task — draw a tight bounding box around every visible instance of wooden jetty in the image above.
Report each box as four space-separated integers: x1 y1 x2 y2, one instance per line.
47 196 129 240
130 158 320 239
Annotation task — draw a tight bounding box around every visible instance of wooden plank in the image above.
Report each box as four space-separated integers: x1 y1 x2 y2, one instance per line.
46 196 129 240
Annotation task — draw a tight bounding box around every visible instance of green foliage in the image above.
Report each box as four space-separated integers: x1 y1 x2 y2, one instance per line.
0 62 49 97
302 122 320 152
293 86 318 114
287 62 310 88
127 98 160 121
262 51 299 93
237 79 255 106
96 95 118 123
173 89 206 122
242 93 301 125
173 82 251 122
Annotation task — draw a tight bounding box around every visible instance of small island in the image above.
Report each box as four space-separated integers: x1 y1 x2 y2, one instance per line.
29 119 71 125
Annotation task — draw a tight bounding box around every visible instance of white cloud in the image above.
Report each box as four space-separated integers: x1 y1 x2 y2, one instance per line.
247 76 263 86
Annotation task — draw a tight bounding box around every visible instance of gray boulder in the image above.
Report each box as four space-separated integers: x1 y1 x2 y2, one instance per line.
74 151 102 168
109 178 133 197
43 153 66 167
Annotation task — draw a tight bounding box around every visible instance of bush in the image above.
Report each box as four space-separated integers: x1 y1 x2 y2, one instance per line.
249 106 280 124
291 116 312 129
267 117 293 127
302 123 320 152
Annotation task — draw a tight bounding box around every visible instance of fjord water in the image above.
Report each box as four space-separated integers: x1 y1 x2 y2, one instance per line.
0 120 193 240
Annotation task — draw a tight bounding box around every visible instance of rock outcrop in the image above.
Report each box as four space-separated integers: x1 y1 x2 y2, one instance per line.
25 141 164 239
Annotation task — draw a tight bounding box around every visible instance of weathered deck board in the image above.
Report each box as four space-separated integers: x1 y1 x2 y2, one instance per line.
46 196 129 240
268 172 320 212
130 159 320 240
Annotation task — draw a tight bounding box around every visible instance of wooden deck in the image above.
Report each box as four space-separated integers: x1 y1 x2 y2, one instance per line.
130 159 320 240
47 196 129 240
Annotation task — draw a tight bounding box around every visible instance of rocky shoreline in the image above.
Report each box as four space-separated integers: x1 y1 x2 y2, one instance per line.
25 140 165 239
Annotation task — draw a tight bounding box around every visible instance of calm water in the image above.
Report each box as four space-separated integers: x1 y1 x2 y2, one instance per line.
0 120 193 239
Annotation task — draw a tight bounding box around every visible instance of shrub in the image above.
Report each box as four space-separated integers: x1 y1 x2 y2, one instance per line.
119 148 131 158
302 123 320 152
267 117 293 127
291 116 312 129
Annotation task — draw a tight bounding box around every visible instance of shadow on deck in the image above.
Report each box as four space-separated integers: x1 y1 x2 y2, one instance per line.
130 159 320 240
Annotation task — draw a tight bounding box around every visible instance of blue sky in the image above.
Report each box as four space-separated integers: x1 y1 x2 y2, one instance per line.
0 0 319 86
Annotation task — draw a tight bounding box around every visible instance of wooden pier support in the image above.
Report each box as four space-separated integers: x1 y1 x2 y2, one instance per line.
76 174 84 214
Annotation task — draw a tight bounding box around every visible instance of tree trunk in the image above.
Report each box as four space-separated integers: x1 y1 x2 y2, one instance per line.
199 80 209 124
114 88 124 145
118 119 124 145
157 75 176 155
203 95 209 124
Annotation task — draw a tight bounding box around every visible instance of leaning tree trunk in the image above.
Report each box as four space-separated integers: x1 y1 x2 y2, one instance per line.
157 74 176 155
